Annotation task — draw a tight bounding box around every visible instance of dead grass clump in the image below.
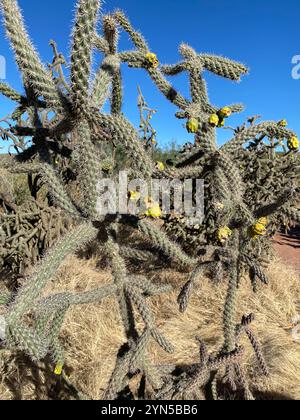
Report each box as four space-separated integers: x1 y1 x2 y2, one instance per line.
0 256 299 400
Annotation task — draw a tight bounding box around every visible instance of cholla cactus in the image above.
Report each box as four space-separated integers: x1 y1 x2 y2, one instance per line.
0 0 188 399
0 0 298 401
0 196 72 274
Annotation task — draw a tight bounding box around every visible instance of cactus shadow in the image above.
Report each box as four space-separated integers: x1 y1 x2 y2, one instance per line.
0 352 79 400
277 226 300 249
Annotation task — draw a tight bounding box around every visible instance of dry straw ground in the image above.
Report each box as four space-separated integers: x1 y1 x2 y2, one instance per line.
0 249 299 400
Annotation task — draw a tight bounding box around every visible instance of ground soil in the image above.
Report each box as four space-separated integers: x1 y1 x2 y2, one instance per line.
273 227 300 272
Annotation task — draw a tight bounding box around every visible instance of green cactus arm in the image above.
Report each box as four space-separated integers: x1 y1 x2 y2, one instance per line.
70 0 101 115
244 326 269 376
104 350 132 400
222 121 297 153
200 54 249 81
10 105 26 120
189 68 204 104
215 152 244 199
146 67 190 110
282 207 300 224
9 117 76 139
162 45 247 115
51 336 65 367
114 12 189 110
179 43 198 60
124 285 154 328
235 202 255 226
118 50 146 67
173 147 205 168
0 82 48 109
125 284 174 354
70 284 118 305
6 324 49 361
255 188 296 219
94 34 110 55
201 125 218 154
95 113 154 178
101 14 123 114
160 62 188 76
119 51 190 109
40 164 81 217
246 262 269 286
48 309 67 361
269 125 297 139
222 123 272 153
137 219 198 268
178 264 211 313
1 160 40 174
39 284 114 316
214 167 233 206
130 276 172 297
114 10 149 52
197 78 211 110
91 57 117 109
0 0 64 112
7 222 98 324
103 14 119 54
111 68 123 114
77 122 100 219
128 329 152 374
97 19 123 115
223 260 239 353
119 58 190 110
0 290 12 305
119 246 157 263
35 293 71 317
227 104 245 114
0 82 23 102
105 232 138 340
162 58 203 106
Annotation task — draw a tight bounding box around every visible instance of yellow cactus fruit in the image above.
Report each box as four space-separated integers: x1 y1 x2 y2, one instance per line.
217 227 232 244
145 203 162 218
248 221 267 239
218 107 232 118
258 217 268 226
215 201 225 211
54 363 64 376
278 119 288 127
156 161 165 171
128 191 141 201
287 136 299 151
151 138 157 146
209 114 219 127
144 198 162 218
101 160 114 172
186 118 199 133
146 52 159 68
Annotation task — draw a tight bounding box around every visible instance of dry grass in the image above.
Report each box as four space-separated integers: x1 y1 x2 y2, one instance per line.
0 253 300 400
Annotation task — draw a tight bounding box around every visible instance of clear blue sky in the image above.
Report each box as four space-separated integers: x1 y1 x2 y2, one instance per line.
0 0 299 151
